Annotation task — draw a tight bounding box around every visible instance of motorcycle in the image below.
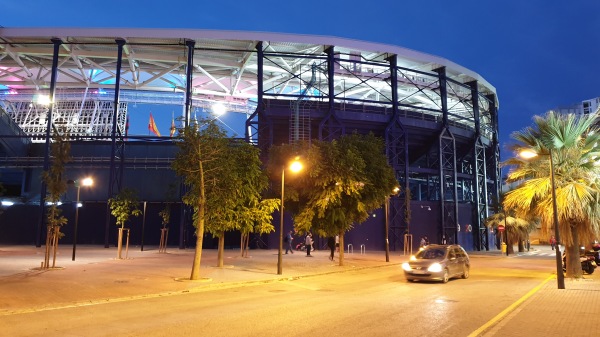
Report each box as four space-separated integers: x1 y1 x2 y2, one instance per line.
586 241 600 267
563 248 596 275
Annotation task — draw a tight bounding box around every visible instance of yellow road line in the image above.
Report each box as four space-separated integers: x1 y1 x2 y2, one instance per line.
467 275 554 337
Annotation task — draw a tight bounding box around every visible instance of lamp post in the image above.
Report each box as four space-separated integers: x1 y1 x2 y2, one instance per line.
68 177 93 261
278 157 303 275
520 149 565 289
385 187 400 262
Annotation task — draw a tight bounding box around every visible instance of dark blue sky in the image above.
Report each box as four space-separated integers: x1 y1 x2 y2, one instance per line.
2 1 599 159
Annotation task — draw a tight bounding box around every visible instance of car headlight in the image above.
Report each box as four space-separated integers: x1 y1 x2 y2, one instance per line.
402 262 412 271
427 263 443 273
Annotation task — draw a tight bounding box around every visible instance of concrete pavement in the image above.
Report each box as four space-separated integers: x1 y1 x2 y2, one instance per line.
0 244 598 336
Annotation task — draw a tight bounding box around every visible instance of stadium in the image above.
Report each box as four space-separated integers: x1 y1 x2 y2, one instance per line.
0 28 500 252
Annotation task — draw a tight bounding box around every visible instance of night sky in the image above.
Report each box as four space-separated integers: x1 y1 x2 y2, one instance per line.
2 0 599 160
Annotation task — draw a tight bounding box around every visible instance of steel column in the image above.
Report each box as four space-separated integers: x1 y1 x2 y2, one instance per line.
469 81 488 251
104 39 126 248
384 54 410 251
318 46 344 141
184 40 195 127
36 38 62 247
435 67 458 245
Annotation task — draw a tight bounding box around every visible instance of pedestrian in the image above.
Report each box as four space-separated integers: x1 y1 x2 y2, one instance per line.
327 236 336 261
550 235 556 250
305 232 313 257
419 236 426 248
285 230 294 254
424 236 429 246
335 235 340 252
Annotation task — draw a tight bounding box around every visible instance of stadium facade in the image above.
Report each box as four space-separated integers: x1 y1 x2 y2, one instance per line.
0 28 500 252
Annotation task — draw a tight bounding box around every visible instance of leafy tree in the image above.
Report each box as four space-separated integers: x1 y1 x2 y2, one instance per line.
158 183 177 229
485 192 537 254
41 131 71 269
203 140 279 266
503 111 600 278
172 120 231 280
485 212 536 254
269 133 397 266
108 188 142 259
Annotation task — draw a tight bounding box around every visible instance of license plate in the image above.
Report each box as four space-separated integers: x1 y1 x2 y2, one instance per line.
412 270 426 274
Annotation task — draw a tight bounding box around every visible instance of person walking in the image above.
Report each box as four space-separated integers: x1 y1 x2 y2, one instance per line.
285 230 294 254
335 235 339 252
327 236 336 261
305 232 313 257
550 235 556 250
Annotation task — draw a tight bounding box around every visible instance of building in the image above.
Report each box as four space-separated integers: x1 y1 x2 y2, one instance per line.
554 97 600 116
0 28 500 251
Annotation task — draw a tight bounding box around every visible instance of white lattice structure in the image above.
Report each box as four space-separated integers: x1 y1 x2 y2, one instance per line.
2 93 126 142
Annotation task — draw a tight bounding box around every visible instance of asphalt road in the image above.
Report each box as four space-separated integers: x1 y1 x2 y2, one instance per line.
1 254 555 337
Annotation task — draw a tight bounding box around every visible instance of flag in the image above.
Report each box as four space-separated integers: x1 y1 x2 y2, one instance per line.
148 112 161 137
169 113 176 137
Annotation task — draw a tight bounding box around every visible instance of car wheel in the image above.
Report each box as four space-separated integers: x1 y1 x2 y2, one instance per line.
406 278 414 282
442 269 449 283
461 265 470 279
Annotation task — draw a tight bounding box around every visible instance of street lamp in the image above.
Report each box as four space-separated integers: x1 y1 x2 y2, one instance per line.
278 157 303 275
385 187 400 262
520 149 565 289
68 177 93 261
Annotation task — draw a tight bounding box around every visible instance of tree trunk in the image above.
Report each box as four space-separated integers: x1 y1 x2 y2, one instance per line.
117 227 124 259
44 226 52 269
51 229 59 268
217 232 224 267
338 231 345 266
565 226 583 278
240 233 246 257
190 163 206 281
518 239 525 252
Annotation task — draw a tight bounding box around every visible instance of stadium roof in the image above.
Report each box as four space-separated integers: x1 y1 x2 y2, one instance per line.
0 27 498 110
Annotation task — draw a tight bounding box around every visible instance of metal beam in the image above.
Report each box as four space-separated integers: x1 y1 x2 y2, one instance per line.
36 38 62 247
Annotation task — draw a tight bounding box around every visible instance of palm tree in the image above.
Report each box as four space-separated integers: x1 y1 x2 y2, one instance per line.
485 212 536 254
503 111 600 278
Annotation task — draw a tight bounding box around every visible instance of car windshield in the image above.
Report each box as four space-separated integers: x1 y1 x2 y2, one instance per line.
416 248 446 259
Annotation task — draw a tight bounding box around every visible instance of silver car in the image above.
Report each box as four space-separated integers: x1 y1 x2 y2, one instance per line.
402 244 470 283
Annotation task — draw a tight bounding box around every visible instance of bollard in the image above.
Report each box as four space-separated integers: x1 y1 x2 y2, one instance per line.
347 244 353 254
360 244 366 254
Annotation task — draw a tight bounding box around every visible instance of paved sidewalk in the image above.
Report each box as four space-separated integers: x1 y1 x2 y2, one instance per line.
1 244 599 336
0 244 397 314
473 245 600 337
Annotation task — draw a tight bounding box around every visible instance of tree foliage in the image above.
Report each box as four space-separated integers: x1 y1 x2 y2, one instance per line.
268 133 397 265
202 140 279 264
108 188 142 229
173 119 275 277
503 111 600 277
158 183 177 229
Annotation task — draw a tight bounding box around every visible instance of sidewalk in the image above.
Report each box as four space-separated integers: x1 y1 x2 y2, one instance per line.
0 244 396 314
475 244 600 337
1 244 599 336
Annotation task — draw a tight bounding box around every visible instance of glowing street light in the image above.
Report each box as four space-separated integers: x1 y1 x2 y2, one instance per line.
68 177 94 261
278 157 303 275
519 149 565 289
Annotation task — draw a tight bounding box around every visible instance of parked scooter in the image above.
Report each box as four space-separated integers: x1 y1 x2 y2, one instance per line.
585 242 600 267
563 248 596 274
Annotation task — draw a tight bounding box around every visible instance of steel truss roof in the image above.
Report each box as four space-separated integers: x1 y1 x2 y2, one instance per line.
0 28 498 122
